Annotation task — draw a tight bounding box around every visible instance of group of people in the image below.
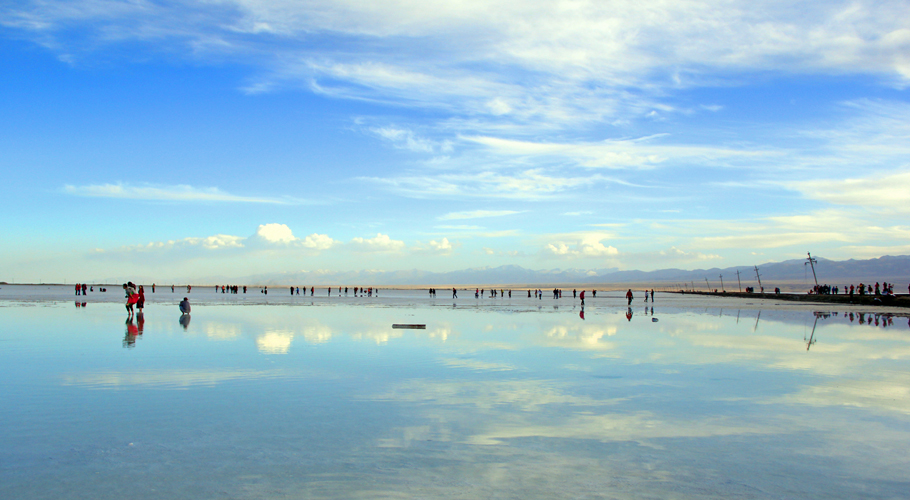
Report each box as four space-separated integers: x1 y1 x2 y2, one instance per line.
122 282 145 317
813 281 906 297
122 281 190 317
284 286 377 297
843 311 902 328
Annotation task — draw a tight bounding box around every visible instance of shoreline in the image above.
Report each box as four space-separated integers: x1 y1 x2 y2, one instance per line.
2 283 909 315
669 290 910 309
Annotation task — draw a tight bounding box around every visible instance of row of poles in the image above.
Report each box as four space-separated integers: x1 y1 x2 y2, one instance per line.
678 252 817 292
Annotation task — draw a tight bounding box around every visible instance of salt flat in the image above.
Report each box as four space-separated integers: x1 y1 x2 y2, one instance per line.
1 286 908 499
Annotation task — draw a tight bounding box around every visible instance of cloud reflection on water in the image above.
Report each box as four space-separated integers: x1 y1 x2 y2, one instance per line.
62 369 289 389
7 302 910 499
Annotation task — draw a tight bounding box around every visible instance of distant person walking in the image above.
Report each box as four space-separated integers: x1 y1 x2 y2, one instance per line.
453 288 457 298
580 290 585 306
626 289 633 305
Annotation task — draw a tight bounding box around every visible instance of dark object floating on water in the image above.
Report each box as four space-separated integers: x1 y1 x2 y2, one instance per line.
392 324 426 329
652 318 659 322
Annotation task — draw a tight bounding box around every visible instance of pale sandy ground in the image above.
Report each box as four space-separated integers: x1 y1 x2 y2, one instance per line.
2 284 907 315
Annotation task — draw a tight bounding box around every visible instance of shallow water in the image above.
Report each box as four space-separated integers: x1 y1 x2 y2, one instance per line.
1 297 909 499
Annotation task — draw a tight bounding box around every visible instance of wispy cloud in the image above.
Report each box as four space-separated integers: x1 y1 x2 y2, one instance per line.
462 135 773 170
789 170 910 211
10 1 910 125
438 210 521 220
365 170 616 200
63 183 299 204
370 125 452 154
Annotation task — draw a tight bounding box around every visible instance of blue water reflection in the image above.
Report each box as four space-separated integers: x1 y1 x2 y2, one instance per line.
1 302 908 499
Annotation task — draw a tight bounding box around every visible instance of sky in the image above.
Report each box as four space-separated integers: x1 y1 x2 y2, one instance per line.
1 0 909 283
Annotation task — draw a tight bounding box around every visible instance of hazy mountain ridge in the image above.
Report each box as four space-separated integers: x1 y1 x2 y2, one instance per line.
224 255 910 287
77 255 909 287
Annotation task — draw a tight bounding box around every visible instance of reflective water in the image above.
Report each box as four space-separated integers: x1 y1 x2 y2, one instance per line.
1 300 909 499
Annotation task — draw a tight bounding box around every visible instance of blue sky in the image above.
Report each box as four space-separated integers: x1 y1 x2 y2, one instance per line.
1 0 908 283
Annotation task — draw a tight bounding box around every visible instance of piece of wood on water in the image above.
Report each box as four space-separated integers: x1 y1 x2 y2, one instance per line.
392 324 426 329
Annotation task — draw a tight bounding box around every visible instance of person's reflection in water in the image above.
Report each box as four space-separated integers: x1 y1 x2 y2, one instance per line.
579 306 585 321
179 314 191 330
626 307 633 322
136 312 145 336
123 317 140 348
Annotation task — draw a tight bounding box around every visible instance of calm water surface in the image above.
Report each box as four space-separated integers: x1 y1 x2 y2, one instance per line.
1 299 909 499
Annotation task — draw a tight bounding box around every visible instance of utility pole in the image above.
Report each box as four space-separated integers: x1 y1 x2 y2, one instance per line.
719 274 725 292
805 252 819 288
754 265 763 292
735 270 742 292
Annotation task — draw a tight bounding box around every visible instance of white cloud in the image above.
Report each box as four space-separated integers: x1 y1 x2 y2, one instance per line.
251 223 297 244
412 237 458 255
545 234 619 259
116 234 246 253
349 233 406 253
301 233 336 251
246 224 338 251
656 246 722 261
63 183 295 204
429 237 453 252
101 224 339 259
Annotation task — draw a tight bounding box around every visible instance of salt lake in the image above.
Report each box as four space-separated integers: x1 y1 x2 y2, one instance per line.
1 287 909 499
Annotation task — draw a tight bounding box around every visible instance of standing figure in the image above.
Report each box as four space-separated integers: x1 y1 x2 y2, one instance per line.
626 289 633 305
136 285 145 314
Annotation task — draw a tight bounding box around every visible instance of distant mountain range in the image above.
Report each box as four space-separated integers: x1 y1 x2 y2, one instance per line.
185 254 910 288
